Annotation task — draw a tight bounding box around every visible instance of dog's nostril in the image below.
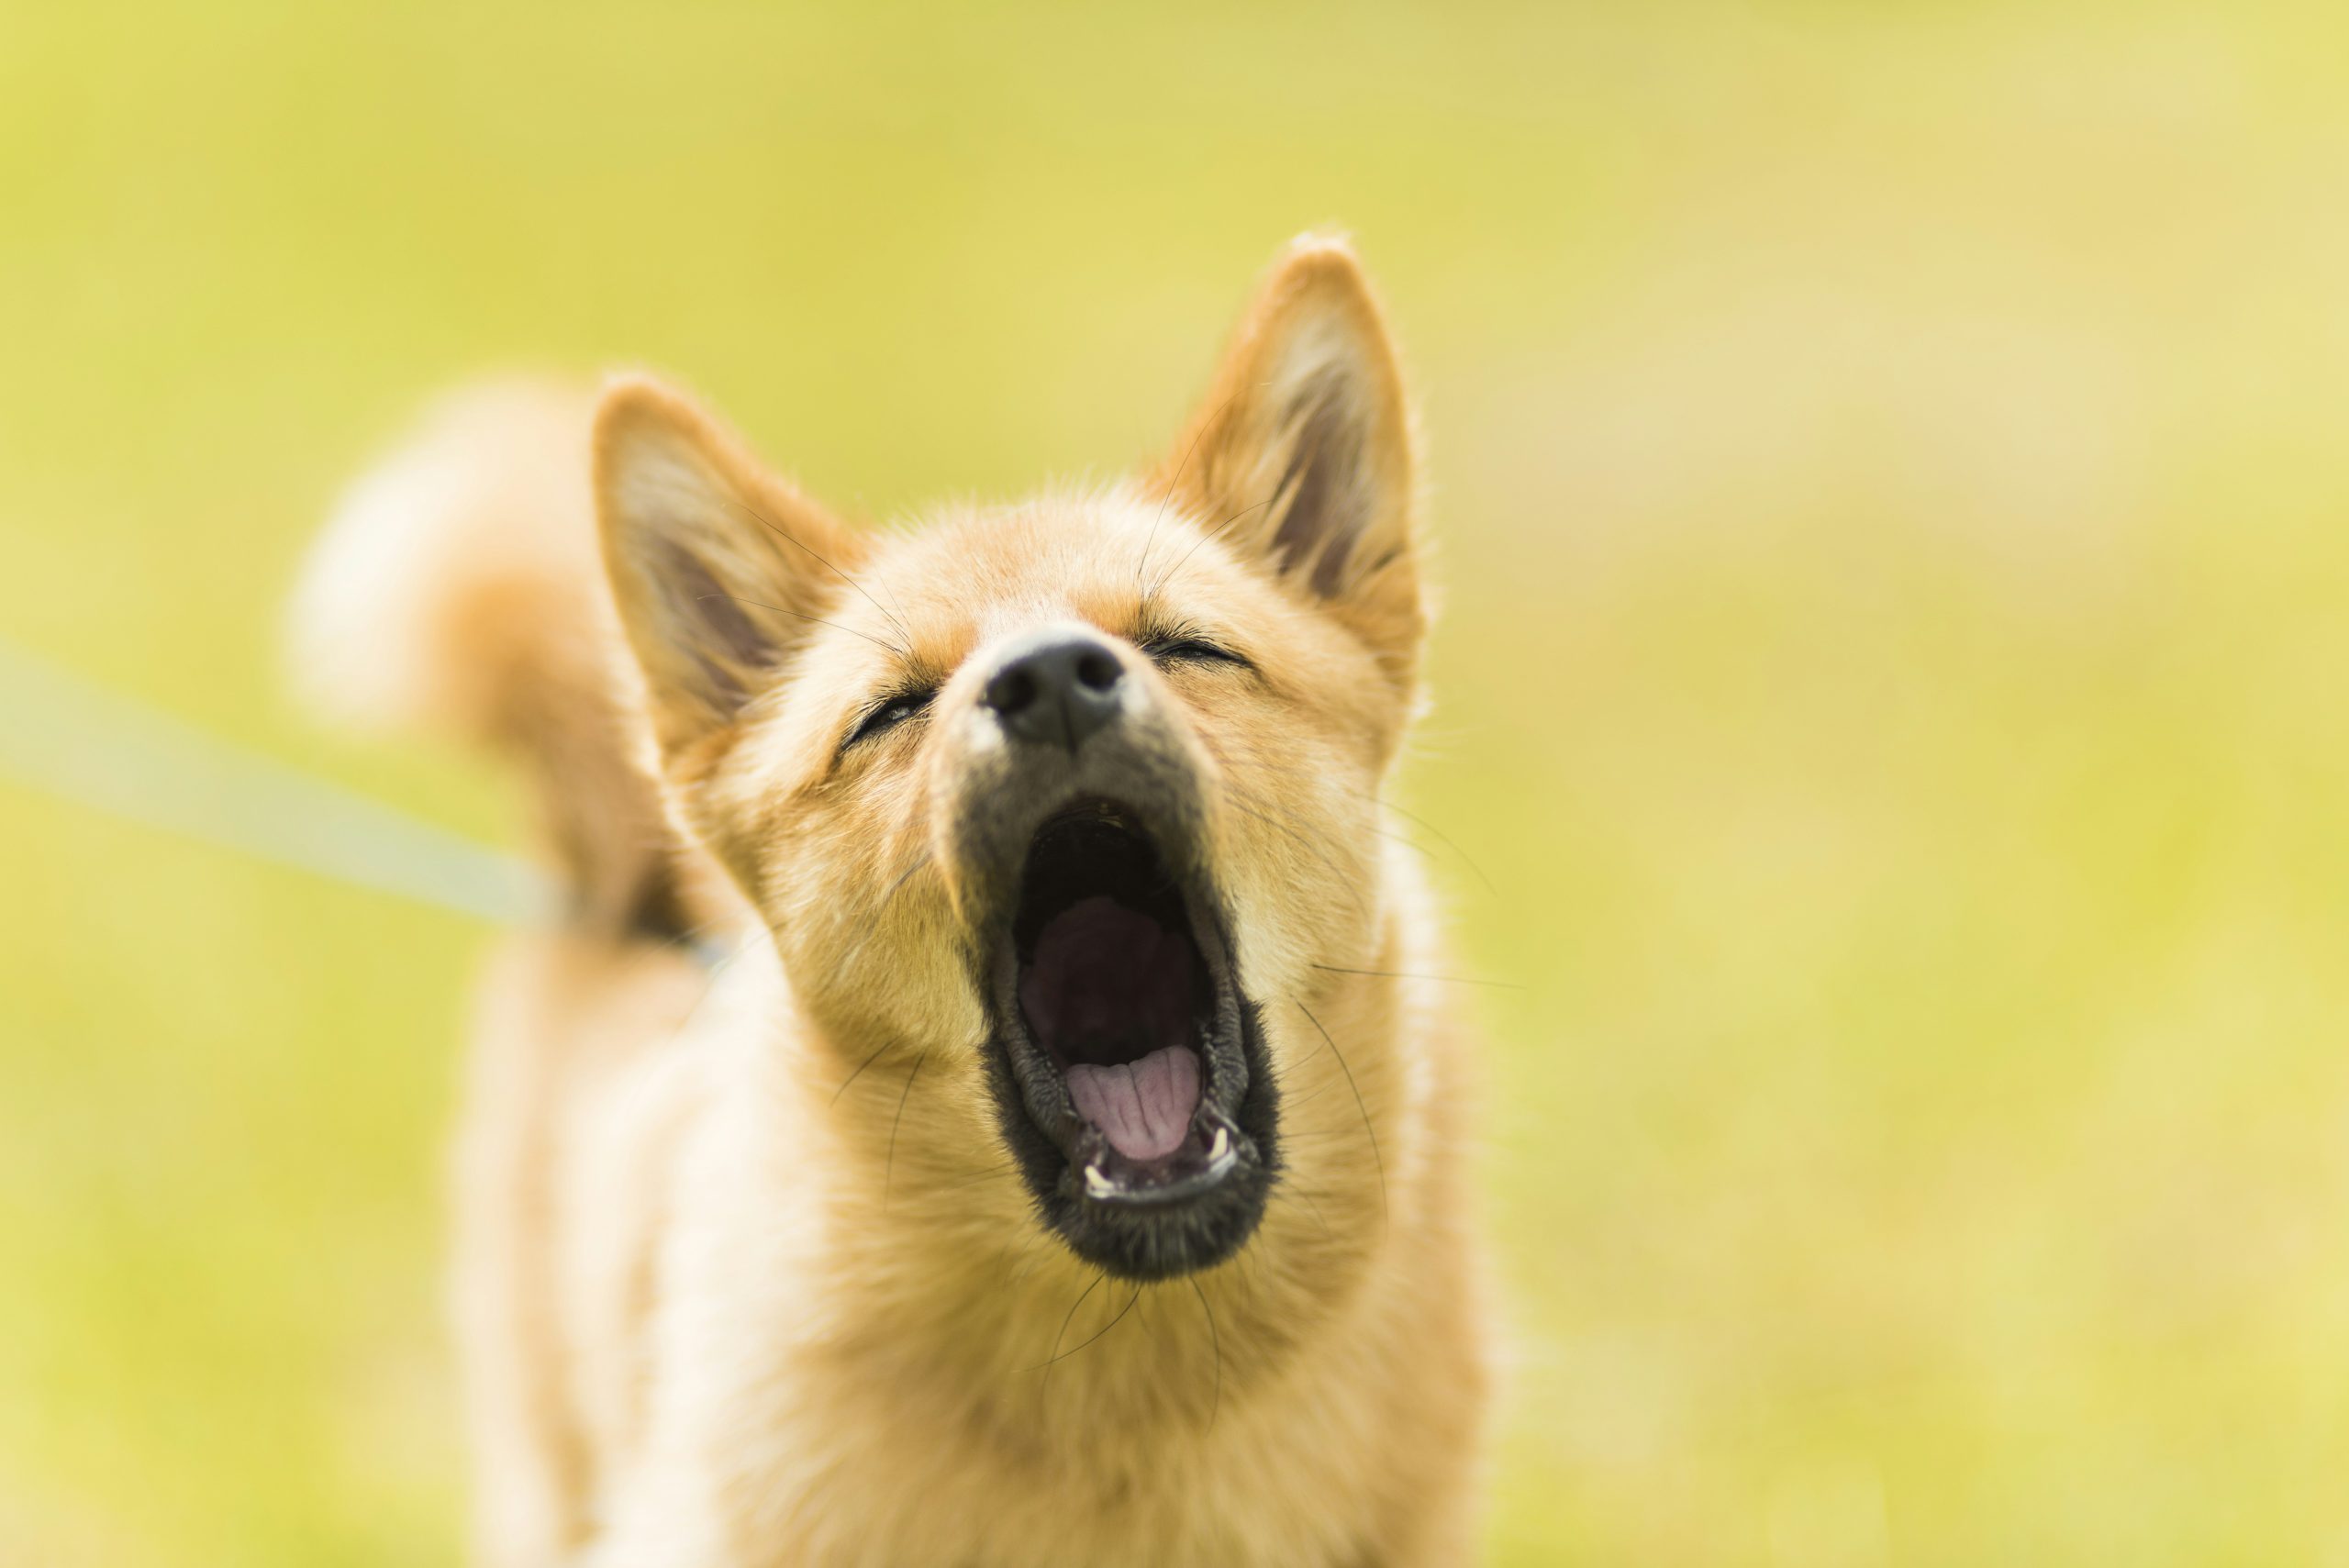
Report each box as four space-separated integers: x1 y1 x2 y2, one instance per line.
983 630 1127 751
1074 651 1121 693
985 666 1040 715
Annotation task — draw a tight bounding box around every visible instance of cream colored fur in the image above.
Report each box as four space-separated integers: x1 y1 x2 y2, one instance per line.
295 237 1492 1568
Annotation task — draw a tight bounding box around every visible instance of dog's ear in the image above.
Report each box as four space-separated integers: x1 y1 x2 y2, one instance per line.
594 376 862 766
1152 235 1423 683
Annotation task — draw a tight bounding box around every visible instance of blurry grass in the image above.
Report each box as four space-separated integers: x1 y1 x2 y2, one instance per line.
6 2 2349 1563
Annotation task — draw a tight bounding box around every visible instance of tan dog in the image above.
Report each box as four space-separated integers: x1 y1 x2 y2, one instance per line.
292 237 1491 1567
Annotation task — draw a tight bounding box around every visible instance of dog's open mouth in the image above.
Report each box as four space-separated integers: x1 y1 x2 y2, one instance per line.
986 800 1274 1274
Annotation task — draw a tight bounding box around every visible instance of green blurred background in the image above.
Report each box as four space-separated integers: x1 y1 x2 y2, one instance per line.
6 2 2348 1563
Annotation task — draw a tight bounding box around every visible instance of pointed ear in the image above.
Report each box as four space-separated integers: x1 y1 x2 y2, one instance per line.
594 375 862 764
1152 236 1423 682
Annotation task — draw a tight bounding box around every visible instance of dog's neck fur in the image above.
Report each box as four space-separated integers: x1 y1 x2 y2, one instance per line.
760 906 1419 1460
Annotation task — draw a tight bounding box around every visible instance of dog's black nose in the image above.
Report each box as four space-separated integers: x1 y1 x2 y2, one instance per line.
982 630 1126 751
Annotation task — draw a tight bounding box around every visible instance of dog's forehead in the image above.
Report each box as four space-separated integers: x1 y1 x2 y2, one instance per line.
863 488 1205 654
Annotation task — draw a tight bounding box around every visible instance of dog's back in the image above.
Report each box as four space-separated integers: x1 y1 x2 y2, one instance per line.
293 384 736 1560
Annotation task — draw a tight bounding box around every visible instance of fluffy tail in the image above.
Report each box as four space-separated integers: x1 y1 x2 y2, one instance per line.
287 380 709 941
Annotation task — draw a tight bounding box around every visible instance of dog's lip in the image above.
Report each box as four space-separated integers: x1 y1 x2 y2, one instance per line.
985 805 1259 1206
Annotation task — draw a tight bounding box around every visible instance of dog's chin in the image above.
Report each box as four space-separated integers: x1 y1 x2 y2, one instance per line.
983 798 1278 1281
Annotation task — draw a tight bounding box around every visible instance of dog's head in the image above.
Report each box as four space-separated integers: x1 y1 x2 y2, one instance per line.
595 238 1423 1282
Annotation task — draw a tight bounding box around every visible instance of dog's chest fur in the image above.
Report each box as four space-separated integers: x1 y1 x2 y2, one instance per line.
547 926 1485 1568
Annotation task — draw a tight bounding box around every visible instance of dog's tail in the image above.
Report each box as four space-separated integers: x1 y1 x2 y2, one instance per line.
287 380 715 941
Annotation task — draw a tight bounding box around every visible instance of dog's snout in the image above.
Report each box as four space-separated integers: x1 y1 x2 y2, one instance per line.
981 630 1126 751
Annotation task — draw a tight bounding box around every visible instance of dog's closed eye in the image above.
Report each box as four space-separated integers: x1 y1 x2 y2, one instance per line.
1140 629 1252 672
845 686 936 748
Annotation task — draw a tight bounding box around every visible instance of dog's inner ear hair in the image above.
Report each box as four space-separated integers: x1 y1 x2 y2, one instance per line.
653 538 763 711
1266 366 1380 600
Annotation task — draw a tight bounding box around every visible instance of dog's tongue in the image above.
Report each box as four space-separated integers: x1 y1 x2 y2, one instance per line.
1065 1046 1201 1162
1018 894 1202 1161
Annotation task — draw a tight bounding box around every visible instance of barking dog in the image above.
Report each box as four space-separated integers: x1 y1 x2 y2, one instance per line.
292 237 1492 1567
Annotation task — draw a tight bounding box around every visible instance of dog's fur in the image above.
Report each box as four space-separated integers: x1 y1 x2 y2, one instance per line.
293 238 1491 1567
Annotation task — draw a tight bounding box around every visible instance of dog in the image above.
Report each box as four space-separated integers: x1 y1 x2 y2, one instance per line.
290 236 1492 1567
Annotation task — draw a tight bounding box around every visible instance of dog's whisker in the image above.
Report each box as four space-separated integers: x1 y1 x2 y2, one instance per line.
1136 386 1245 606
718 495 918 654
645 932 762 1062
1039 1282 1143 1369
1039 1272 1108 1401
924 1160 1020 1195
1146 493 1279 604
1222 775 1360 857
1229 1232 1273 1302
694 593 907 659
1277 1125 1361 1140
876 847 934 911
1287 1186 1340 1245
882 1051 929 1209
1188 1274 1223 1433
1368 823 1442 861
830 836 934 979
1311 963 1525 990
1359 795 1498 897
1134 1284 1157 1340
829 1041 897 1106
1223 796 1372 918
668 906 745 949
1207 740 1500 896
1293 1000 1386 1230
